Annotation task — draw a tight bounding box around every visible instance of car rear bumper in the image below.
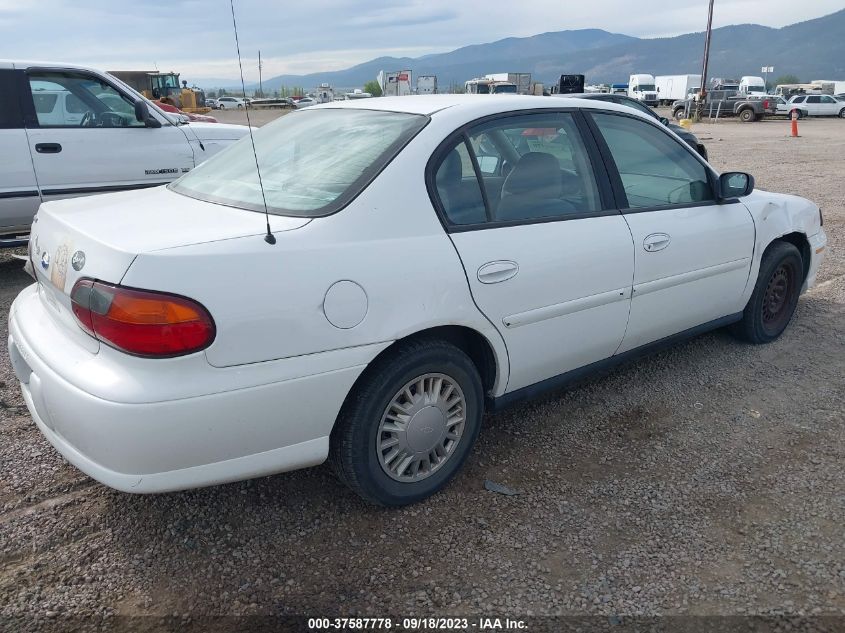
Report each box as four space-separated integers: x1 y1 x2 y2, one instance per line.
8 284 377 493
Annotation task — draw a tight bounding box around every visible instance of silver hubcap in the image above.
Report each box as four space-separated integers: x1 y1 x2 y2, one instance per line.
377 373 466 483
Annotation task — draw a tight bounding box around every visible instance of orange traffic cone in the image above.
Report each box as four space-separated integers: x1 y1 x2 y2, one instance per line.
791 110 799 137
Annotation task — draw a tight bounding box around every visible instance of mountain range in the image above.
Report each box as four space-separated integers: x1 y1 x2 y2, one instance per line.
202 9 845 91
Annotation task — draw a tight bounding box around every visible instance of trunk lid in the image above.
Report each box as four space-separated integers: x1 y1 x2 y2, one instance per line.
30 185 310 348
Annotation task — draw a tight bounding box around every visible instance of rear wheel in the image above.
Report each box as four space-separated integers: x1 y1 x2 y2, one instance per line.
732 242 803 344
330 339 484 506
739 108 756 122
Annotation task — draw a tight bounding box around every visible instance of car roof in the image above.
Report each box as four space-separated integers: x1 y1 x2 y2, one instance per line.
308 94 645 118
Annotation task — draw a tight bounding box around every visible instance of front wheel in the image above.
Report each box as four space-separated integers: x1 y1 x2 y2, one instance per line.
330 339 484 506
732 242 803 344
839 108 845 119
673 108 686 121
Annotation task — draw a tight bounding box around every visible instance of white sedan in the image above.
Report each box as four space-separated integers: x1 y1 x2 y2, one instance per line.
9 96 826 506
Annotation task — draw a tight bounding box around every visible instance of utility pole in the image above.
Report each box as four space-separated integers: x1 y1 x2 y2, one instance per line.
697 0 715 120
258 50 263 97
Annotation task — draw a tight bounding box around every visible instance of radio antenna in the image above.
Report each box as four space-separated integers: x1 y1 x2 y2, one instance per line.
229 0 276 245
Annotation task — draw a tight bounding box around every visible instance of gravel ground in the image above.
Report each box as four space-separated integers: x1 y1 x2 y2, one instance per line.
0 114 843 631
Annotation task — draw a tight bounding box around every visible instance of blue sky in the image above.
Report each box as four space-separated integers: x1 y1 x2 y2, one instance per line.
1 0 841 80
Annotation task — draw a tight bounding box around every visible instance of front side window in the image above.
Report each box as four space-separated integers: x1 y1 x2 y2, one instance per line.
431 112 602 226
792 96 806 103
592 112 713 209
28 71 144 128
171 108 427 217
806 96 821 104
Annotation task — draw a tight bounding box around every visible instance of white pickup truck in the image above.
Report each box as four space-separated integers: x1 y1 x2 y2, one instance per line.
0 60 250 246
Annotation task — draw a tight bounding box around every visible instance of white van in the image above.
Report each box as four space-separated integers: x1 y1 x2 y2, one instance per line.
0 60 249 245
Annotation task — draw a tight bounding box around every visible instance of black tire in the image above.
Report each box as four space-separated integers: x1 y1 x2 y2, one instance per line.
673 108 685 121
329 338 484 506
839 108 845 119
739 108 756 122
733 241 803 344
791 109 803 120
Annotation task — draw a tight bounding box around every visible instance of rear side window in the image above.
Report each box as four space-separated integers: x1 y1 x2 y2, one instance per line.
433 140 488 225
0 70 23 129
592 112 713 209
431 111 603 227
171 108 428 217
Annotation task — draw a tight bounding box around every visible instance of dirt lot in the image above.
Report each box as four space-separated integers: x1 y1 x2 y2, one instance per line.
0 113 843 630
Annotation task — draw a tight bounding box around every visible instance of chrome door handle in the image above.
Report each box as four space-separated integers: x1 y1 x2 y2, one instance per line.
643 233 671 252
477 260 519 284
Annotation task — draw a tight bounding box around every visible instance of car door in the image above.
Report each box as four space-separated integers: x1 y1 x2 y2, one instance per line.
804 95 824 115
586 111 755 353
430 110 635 393
0 67 40 241
819 95 840 115
21 67 196 201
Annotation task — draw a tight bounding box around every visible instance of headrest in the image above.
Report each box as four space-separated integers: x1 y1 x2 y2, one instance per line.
502 152 561 198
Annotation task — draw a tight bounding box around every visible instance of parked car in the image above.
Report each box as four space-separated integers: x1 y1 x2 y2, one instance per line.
10 95 826 506
773 96 808 119
563 92 708 160
787 94 845 118
294 97 317 108
215 96 247 109
0 60 250 246
205 98 218 109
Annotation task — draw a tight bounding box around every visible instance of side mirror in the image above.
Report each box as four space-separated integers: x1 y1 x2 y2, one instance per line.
134 100 162 128
719 172 755 199
659 116 670 125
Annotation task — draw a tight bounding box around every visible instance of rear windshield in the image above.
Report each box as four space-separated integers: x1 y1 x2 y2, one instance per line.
170 108 427 217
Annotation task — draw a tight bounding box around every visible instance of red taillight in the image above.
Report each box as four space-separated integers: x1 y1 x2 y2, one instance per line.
763 99 770 109
70 279 215 357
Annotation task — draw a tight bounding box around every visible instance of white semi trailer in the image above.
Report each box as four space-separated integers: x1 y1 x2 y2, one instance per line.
417 75 437 94
377 70 412 97
655 74 701 105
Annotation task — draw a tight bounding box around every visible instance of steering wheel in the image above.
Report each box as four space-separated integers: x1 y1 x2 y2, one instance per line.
79 111 94 127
